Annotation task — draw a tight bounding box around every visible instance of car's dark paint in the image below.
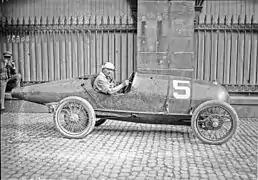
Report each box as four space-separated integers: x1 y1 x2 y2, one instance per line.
191 79 230 110
11 72 229 124
96 109 191 126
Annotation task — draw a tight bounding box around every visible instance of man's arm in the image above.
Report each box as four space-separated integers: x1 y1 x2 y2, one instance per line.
94 78 129 95
6 61 16 75
107 82 126 95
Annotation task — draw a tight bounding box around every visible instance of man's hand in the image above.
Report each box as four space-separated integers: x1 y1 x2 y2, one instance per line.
123 80 129 87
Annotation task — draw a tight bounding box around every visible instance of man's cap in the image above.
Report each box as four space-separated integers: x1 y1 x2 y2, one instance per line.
3 51 12 57
102 62 115 70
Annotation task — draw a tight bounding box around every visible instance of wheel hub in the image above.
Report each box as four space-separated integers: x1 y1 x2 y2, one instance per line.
202 115 224 130
70 113 79 122
212 118 219 128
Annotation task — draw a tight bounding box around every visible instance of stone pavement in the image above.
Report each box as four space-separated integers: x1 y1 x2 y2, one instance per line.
1 112 257 180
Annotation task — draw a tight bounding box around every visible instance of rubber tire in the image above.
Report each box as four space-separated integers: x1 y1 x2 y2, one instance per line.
54 96 96 139
191 100 239 145
95 119 107 127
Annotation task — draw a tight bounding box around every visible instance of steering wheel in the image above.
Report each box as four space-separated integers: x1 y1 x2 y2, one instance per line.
123 73 134 93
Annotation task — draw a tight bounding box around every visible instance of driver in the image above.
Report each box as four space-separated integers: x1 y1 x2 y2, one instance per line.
93 62 129 95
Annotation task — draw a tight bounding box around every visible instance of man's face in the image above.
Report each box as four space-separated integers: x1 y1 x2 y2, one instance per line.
103 68 114 78
3 56 11 64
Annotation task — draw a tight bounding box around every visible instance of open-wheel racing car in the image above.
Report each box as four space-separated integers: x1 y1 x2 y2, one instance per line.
11 71 239 145
11 0 238 145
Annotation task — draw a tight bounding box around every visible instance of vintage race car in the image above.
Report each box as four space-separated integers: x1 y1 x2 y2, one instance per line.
10 1 239 145
11 72 239 145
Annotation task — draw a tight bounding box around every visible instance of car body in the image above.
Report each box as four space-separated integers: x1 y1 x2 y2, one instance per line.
12 72 229 123
11 72 238 145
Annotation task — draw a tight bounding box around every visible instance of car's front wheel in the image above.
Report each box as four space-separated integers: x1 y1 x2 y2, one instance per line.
54 96 96 138
191 100 238 145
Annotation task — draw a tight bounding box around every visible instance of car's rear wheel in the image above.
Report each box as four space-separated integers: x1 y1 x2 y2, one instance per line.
54 96 96 138
191 100 238 145
95 119 107 127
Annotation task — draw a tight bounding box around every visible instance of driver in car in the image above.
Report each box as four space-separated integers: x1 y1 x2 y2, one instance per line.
93 62 129 95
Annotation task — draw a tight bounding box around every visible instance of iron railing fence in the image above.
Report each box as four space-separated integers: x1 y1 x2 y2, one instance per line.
195 15 258 94
0 15 257 93
200 0 257 18
0 16 137 83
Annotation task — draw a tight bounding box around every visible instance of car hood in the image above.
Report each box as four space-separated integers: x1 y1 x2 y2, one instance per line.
191 79 230 103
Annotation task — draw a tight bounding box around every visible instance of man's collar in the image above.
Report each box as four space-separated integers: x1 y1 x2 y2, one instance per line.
100 72 105 77
100 71 112 81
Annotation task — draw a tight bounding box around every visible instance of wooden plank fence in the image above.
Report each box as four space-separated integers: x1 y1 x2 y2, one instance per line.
0 16 137 83
0 0 137 21
194 15 258 93
0 15 257 93
200 0 258 18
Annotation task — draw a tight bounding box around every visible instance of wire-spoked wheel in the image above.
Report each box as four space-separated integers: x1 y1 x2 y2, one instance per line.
54 96 96 138
191 100 239 145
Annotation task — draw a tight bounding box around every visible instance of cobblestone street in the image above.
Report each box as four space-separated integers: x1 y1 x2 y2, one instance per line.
1 112 257 180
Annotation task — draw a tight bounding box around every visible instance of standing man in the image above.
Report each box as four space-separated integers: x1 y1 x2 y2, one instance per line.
93 62 129 95
0 51 21 110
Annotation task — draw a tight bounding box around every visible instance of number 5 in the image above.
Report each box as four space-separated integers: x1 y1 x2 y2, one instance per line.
173 80 191 99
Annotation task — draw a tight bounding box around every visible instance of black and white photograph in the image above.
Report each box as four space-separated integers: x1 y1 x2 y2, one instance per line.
0 0 257 179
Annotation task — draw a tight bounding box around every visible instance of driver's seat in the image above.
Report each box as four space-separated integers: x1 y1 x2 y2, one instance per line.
90 75 98 87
